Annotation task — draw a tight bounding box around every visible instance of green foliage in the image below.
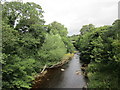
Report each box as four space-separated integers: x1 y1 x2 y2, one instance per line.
68 35 79 48
2 1 44 30
62 37 75 53
48 21 68 36
2 1 72 89
2 1 45 89
2 22 36 89
48 21 75 53
80 24 95 35
38 34 67 66
2 55 36 89
76 19 120 89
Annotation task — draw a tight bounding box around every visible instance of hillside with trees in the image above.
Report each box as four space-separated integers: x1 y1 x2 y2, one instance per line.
1 1 74 89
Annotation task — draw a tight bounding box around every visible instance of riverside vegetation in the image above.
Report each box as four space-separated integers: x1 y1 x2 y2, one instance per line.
1 1 74 89
75 20 120 89
1 1 120 89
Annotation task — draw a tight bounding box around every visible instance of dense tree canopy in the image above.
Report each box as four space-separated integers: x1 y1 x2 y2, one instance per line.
76 19 120 89
2 2 44 29
38 34 67 66
48 21 75 53
80 24 95 35
2 1 75 89
48 21 68 36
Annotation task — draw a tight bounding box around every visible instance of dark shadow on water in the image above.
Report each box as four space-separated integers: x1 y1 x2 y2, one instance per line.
32 53 87 89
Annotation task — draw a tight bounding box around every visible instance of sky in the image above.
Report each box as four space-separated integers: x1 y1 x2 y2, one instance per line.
7 0 119 36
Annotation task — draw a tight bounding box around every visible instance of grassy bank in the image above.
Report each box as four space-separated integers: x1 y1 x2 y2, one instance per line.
49 53 74 68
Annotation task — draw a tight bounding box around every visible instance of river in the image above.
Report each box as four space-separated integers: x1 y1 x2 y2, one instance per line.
32 53 87 88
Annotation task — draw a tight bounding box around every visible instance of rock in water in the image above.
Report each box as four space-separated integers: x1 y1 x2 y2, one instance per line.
61 69 65 71
76 70 81 75
47 79 50 81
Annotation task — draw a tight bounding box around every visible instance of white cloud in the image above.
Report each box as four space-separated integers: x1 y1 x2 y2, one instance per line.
7 0 119 36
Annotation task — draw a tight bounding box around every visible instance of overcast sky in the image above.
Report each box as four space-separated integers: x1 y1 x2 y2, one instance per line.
8 0 119 36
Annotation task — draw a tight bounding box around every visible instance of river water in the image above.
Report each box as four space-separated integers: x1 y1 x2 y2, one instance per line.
32 53 87 88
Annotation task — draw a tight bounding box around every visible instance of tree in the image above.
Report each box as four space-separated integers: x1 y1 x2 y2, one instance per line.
76 19 120 89
2 22 37 89
38 34 67 66
2 1 74 89
2 1 45 32
80 24 95 35
48 21 74 53
2 1 46 89
48 21 68 36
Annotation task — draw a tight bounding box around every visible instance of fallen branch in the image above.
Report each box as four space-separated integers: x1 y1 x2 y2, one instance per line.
40 65 47 73
48 57 72 69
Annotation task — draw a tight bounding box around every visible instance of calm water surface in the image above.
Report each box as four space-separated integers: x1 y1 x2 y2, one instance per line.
32 53 87 88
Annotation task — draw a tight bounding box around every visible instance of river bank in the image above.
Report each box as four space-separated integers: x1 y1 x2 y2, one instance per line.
31 53 74 89
31 53 87 89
